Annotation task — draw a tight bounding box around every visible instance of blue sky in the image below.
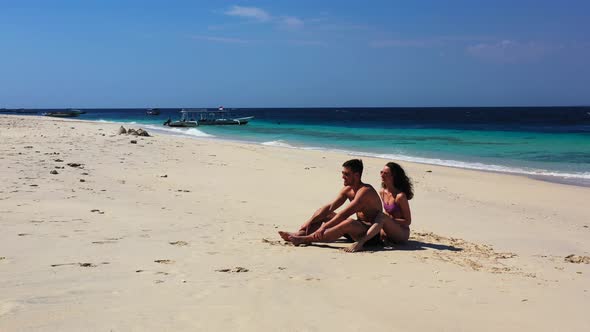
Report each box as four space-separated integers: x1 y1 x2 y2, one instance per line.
1 0 589 107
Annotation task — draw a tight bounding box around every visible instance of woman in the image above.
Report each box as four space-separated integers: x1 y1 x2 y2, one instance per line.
379 162 414 243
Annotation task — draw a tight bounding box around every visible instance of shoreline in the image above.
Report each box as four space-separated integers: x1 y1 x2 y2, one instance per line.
78 116 590 188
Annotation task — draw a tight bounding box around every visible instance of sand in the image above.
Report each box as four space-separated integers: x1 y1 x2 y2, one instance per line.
1 115 589 331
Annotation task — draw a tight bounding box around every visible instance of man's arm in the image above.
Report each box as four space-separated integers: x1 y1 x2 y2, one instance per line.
300 187 349 229
315 187 367 233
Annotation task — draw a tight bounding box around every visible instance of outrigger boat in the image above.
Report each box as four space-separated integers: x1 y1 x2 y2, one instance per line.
42 109 85 118
163 108 253 127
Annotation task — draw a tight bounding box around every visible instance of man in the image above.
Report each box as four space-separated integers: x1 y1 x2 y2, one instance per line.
278 159 386 252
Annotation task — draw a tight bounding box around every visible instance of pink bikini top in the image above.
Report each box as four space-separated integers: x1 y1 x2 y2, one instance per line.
382 192 400 215
383 201 399 214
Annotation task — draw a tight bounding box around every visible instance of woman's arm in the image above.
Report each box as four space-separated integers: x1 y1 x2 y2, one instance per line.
392 193 412 226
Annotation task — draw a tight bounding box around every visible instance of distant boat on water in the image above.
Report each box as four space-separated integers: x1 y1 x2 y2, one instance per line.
163 107 253 127
42 109 85 118
146 108 161 116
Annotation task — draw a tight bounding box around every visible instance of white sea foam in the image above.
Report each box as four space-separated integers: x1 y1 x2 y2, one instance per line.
259 140 590 180
349 151 590 180
96 119 141 125
261 140 297 148
144 125 214 137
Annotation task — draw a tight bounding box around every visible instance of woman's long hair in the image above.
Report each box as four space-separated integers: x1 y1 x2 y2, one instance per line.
385 162 414 200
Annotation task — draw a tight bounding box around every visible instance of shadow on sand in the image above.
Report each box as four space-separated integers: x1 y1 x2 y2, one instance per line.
306 239 463 253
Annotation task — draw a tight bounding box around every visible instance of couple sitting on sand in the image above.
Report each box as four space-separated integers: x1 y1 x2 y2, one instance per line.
279 159 414 252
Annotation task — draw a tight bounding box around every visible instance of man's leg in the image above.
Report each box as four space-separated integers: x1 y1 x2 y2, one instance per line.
287 218 367 246
279 209 336 240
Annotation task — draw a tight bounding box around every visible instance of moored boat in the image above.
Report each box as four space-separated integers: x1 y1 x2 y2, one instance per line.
163 108 253 127
42 109 82 118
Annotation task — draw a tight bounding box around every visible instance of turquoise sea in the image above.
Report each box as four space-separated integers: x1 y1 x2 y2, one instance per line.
4 107 589 186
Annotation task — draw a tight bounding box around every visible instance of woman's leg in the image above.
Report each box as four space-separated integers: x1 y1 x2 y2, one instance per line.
381 216 410 243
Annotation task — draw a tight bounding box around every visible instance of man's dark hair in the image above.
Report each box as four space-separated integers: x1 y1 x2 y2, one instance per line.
342 159 363 176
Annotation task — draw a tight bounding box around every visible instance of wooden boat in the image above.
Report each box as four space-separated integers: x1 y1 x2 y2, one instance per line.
163 108 253 127
42 109 82 118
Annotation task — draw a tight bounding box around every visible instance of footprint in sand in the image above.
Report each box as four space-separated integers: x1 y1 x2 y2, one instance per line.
215 267 249 273
92 240 117 244
169 241 189 246
50 262 97 268
261 238 290 246
154 259 174 264
288 275 320 281
0 302 19 317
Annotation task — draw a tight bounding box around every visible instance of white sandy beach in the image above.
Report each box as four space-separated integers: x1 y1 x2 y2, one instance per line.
1 115 589 331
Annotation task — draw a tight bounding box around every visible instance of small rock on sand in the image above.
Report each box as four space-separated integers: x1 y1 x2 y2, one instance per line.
50 170 58 175
136 128 150 137
565 254 590 264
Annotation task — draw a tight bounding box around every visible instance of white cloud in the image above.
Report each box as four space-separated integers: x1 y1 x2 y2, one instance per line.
192 35 250 44
369 35 496 49
466 40 549 63
369 39 431 48
281 17 304 30
223 6 304 31
224 6 271 22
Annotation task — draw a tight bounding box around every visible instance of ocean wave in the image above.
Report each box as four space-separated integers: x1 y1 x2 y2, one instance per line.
260 139 590 180
96 119 139 125
144 125 214 137
261 140 297 148
349 151 590 180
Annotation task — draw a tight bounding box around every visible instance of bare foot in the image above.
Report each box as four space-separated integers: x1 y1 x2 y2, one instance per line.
288 235 307 246
343 242 365 253
278 231 296 241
